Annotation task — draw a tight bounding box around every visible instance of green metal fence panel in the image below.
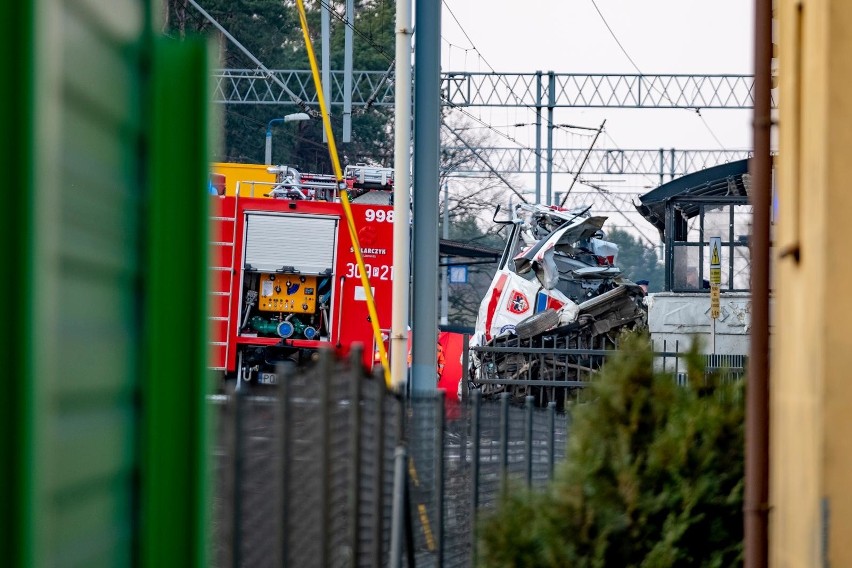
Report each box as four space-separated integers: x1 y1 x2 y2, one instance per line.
0 1 35 566
27 2 148 566
2 2 211 567
140 36 211 568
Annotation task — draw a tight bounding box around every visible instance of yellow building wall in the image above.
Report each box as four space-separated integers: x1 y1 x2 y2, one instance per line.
210 162 275 197
773 0 852 565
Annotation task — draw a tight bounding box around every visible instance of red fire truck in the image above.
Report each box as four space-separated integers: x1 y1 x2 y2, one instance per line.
208 164 395 385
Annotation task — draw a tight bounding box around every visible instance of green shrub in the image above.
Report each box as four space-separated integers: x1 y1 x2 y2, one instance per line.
477 333 744 567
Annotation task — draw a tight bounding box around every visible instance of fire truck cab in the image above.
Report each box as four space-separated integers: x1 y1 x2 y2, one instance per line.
209 164 395 385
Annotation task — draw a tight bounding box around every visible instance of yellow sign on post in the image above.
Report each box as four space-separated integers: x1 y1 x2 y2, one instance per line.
709 237 721 319
709 237 722 282
710 286 721 302
709 268 721 285
710 285 721 319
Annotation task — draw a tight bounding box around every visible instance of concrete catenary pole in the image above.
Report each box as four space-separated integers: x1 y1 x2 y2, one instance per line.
390 0 412 391
321 2 331 142
411 0 441 394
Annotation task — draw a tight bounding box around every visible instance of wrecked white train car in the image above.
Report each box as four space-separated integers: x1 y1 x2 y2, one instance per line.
464 203 646 405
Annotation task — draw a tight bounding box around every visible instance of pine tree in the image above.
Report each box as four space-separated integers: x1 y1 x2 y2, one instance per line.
163 0 396 169
606 228 665 292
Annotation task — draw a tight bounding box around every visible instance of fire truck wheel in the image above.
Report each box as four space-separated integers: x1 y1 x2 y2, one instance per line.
515 308 559 339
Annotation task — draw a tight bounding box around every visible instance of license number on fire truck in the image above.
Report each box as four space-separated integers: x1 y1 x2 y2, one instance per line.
345 262 394 281
258 372 278 385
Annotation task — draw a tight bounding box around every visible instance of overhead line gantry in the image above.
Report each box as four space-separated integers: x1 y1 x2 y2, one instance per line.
214 69 758 109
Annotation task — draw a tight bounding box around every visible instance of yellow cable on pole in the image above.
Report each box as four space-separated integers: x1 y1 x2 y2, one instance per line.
295 0 392 388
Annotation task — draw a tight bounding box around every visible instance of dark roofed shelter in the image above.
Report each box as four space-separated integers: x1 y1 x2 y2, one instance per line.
636 159 752 292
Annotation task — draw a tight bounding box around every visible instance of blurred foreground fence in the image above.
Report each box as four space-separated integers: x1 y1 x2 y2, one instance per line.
209 340 747 567
209 349 572 568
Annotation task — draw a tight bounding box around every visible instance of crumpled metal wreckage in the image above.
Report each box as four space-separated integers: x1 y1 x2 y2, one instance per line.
464 203 647 405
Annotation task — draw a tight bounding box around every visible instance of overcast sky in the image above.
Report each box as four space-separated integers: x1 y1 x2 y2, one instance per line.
438 0 754 148
435 0 755 235
440 0 753 75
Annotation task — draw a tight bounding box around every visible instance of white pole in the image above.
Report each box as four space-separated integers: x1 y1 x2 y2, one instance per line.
712 318 717 354
265 130 273 165
440 182 449 326
390 0 413 391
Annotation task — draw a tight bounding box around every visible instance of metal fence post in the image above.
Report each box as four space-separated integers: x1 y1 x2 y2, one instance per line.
460 335 469 469
499 392 510 495
219 394 236 568
371 376 386 568
232 387 244 568
434 390 445 567
319 349 332 568
676 339 682 383
348 347 363 568
277 362 291 567
525 395 534 488
399 399 416 568
389 445 407 568
461 334 470 404
547 401 556 481
470 389 482 566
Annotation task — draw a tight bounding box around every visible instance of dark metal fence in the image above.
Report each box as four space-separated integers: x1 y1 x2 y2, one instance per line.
209 340 747 567
469 333 748 407
209 349 572 568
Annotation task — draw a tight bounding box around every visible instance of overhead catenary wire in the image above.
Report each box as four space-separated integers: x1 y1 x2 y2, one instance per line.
600 129 660 190
361 59 395 112
443 125 528 203
443 103 535 152
209 0 675 232
318 0 610 188
320 0 535 156
442 0 597 139
561 119 606 205
587 0 728 150
205 0 736 186
317 0 394 62
695 110 726 149
587 0 644 74
308 0 597 163
442 0 628 206
581 184 657 246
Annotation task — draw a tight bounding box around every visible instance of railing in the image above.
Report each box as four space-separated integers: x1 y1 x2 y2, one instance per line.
468 332 747 407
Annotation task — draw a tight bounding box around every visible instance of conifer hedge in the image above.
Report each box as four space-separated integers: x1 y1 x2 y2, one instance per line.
478 334 744 567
